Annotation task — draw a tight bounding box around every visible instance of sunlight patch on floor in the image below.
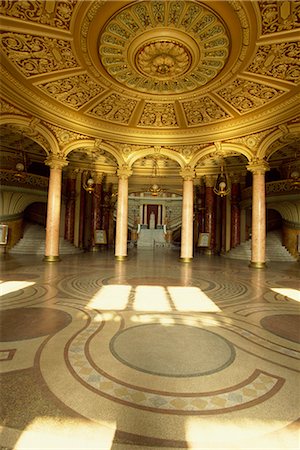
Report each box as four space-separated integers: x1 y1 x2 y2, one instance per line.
271 287 300 302
134 285 171 311
88 285 131 310
14 417 116 450
0 280 35 296
168 286 221 312
185 417 297 449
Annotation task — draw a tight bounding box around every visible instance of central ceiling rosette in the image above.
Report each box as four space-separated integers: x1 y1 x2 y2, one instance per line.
99 1 230 94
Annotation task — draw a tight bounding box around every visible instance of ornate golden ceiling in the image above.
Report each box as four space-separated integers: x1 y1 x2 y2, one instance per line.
0 0 299 146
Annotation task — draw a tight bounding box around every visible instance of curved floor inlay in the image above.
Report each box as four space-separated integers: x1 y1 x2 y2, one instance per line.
110 323 235 377
261 314 300 344
0 307 72 341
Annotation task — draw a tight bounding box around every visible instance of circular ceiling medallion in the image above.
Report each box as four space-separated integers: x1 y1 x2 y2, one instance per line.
99 1 230 94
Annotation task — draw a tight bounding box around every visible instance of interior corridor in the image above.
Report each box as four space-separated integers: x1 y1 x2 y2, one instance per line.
0 249 299 450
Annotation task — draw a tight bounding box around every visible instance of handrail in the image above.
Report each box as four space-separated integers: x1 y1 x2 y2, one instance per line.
0 169 48 190
242 179 299 200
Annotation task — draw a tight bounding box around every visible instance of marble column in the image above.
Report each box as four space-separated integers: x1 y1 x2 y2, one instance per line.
180 166 195 262
44 155 68 262
204 175 216 255
115 166 132 260
230 177 241 248
64 170 76 243
91 173 103 250
247 159 269 268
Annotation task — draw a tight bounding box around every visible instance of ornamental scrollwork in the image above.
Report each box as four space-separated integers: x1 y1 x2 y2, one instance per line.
0 98 27 115
47 124 90 146
217 79 285 113
182 97 230 125
37 74 104 110
138 103 178 127
259 1 300 34
0 0 77 30
88 94 137 124
0 33 78 77
248 42 300 82
0 169 48 190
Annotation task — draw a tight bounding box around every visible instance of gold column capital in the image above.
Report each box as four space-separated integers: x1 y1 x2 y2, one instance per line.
45 155 69 170
247 158 270 175
180 166 195 181
117 165 133 180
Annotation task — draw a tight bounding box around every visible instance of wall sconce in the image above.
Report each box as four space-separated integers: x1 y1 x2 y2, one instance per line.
213 159 230 197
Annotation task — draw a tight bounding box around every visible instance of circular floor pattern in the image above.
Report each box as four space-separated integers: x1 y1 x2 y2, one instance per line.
110 324 235 377
261 314 300 344
0 307 72 341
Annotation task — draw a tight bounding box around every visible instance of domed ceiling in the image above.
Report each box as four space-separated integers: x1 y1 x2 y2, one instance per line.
0 0 299 146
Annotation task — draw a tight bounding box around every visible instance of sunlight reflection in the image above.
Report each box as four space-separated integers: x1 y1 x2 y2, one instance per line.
15 417 115 449
87 285 131 310
133 285 171 311
0 280 35 296
185 417 297 449
271 287 300 302
168 286 221 312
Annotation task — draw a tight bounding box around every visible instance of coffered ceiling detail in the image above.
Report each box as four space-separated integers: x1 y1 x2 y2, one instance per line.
0 0 299 144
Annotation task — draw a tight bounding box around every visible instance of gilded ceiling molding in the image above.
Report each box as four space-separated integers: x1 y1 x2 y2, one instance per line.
63 140 123 168
0 0 77 30
46 124 90 146
190 142 252 167
125 146 185 168
0 98 27 116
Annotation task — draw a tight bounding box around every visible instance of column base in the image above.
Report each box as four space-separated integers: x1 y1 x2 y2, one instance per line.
115 255 127 261
180 257 193 263
43 255 61 262
90 245 100 252
249 261 266 269
204 248 214 256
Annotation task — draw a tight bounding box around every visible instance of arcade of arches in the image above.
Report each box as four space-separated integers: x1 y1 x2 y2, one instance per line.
0 1 299 449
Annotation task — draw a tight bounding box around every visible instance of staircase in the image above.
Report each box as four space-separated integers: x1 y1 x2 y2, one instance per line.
137 229 168 248
224 230 296 261
10 223 83 255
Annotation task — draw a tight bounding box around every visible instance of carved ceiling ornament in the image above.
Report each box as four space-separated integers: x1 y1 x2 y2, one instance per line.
99 0 230 94
217 78 285 113
88 93 137 124
0 98 27 116
138 102 178 127
259 1 300 34
0 0 77 30
47 124 90 146
37 74 104 110
0 33 78 77
182 96 230 125
247 42 300 82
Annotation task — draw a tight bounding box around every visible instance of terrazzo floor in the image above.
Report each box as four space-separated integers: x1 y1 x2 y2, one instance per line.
0 248 299 449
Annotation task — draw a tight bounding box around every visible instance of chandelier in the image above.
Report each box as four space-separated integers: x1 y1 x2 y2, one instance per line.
287 150 300 189
82 151 96 194
213 158 230 197
14 133 27 180
148 158 165 196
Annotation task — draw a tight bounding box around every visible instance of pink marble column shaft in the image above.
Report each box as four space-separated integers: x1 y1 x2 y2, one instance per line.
247 160 269 268
180 167 195 262
115 166 132 259
44 156 68 261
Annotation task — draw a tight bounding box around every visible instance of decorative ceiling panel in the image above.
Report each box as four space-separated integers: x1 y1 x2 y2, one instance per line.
36 74 104 109
217 78 286 114
259 0 300 34
0 32 78 77
247 42 300 83
87 93 138 124
0 0 77 30
138 102 178 128
182 96 231 126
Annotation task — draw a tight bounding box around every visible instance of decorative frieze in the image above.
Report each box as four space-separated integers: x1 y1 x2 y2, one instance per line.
217 79 285 113
0 98 27 115
0 33 78 77
47 124 90 146
37 74 104 110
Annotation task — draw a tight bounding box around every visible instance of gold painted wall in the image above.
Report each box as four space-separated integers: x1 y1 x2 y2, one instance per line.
2 218 23 249
282 225 300 259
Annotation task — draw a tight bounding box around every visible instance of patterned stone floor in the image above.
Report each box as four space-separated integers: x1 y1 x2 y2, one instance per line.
0 248 299 449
